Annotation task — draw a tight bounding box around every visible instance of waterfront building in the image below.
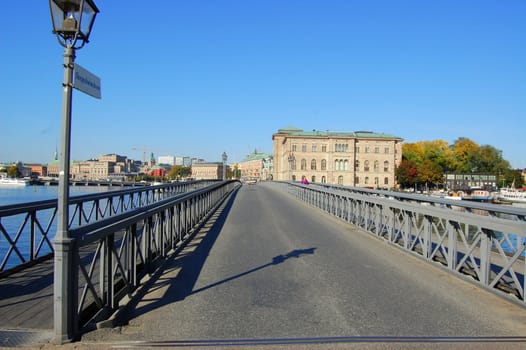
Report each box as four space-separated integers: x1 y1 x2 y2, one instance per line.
444 173 497 191
191 162 228 180
272 126 403 187
238 150 273 182
47 151 60 178
26 164 48 177
70 154 135 181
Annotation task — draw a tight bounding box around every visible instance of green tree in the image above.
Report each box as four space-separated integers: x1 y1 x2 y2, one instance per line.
7 165 20 178
168 166 191 180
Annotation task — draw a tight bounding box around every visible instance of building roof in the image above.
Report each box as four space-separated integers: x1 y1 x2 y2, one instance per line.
275 126 403 140
241 151 272 162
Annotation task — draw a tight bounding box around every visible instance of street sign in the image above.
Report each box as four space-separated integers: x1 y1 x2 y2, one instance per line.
73 63 101 99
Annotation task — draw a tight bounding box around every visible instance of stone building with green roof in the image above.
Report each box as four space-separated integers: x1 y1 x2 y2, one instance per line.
272 127 403 187
238 150 273 181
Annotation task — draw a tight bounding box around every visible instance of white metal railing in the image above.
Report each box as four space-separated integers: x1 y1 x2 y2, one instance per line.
274 181 526 305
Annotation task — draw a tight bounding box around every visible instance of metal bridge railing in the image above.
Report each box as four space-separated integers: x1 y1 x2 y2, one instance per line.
0 180 217 274
275 181 526 306
54 180 241 342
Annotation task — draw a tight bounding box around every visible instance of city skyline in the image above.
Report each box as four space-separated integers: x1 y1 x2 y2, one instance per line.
1 1 525 167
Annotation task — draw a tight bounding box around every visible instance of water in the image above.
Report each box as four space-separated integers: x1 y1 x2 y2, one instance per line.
0 184 111 206
0 185 112 270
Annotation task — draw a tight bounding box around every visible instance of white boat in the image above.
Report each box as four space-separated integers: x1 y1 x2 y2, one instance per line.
0 174 29 186
497 188 526 203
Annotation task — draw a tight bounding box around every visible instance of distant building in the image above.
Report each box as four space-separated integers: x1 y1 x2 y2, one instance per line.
444 173 497 191
191 162 228 180
238 150 273 181
47 150 60 177
149 166 167 178
25 164 48 177
272 126 403 187
70 154 135 181
158 156 176 166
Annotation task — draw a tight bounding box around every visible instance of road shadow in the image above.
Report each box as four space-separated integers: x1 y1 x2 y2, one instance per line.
109 188 316 328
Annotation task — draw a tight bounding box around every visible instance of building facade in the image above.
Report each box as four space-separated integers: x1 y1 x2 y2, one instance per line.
238 151 273 181
191 162 228 180
272 127 403 188
444 173 497 191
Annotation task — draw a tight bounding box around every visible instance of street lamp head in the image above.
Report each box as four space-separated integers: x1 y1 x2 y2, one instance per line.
49 0 99 48
222 152 227 162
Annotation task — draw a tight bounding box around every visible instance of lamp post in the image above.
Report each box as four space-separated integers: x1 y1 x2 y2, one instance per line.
49 0 99 343
288 153 295 181
222 152 227 180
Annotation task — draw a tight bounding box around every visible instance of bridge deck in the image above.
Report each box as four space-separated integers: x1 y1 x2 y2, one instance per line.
0 258 54 330
2 183 526 348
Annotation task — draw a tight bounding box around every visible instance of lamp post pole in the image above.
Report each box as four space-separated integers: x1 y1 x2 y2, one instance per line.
222 152 227 180
54 44 77 344
49 0 99 343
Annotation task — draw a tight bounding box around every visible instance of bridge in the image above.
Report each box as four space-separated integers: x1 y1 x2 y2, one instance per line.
1 181 526 349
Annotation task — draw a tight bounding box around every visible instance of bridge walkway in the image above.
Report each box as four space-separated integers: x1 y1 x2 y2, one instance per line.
2 183 526 349
78 182 526 347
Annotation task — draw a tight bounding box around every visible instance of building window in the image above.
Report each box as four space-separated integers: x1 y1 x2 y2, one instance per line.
365 146 370 154
335 143 349 153
321 176 326 183
311 175 316 182
356 147 360 154
375 147 380 154
374 160 379 172
291 158 296 170
312 145 317 152
364 160 370 172
365 177 369 185
302 144 307 152
374 177 379 185
292 175 296 181
335 159 340 171
384 161 389 172
338 176 344 185
321 159 327 170
344 160 349 171
292 144 297 152
355 176 359 184
384 177 389 185
322 145 327 152
311 159 317 170
355 160 359 171
384 147 390 154
301 159 307 170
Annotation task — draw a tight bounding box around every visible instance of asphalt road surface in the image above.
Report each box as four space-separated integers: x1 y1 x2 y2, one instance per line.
73 182 526 349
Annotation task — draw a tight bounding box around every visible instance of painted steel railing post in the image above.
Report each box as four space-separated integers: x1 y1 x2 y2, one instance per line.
424 215 432 260
447 220 458 270
30 211 36 261
480 231 492 286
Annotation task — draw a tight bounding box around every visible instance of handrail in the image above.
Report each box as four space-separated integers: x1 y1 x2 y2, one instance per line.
54 179 241 341
0 180 217 273
275 181 526 305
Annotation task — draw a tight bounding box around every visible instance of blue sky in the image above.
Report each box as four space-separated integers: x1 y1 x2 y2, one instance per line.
1 1 525 167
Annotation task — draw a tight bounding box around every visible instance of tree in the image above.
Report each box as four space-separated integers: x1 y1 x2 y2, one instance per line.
418 160 444 189
396 159 419 188
398 137 515 191
450 137 479 172
7 165 20 178
168 166 191 180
